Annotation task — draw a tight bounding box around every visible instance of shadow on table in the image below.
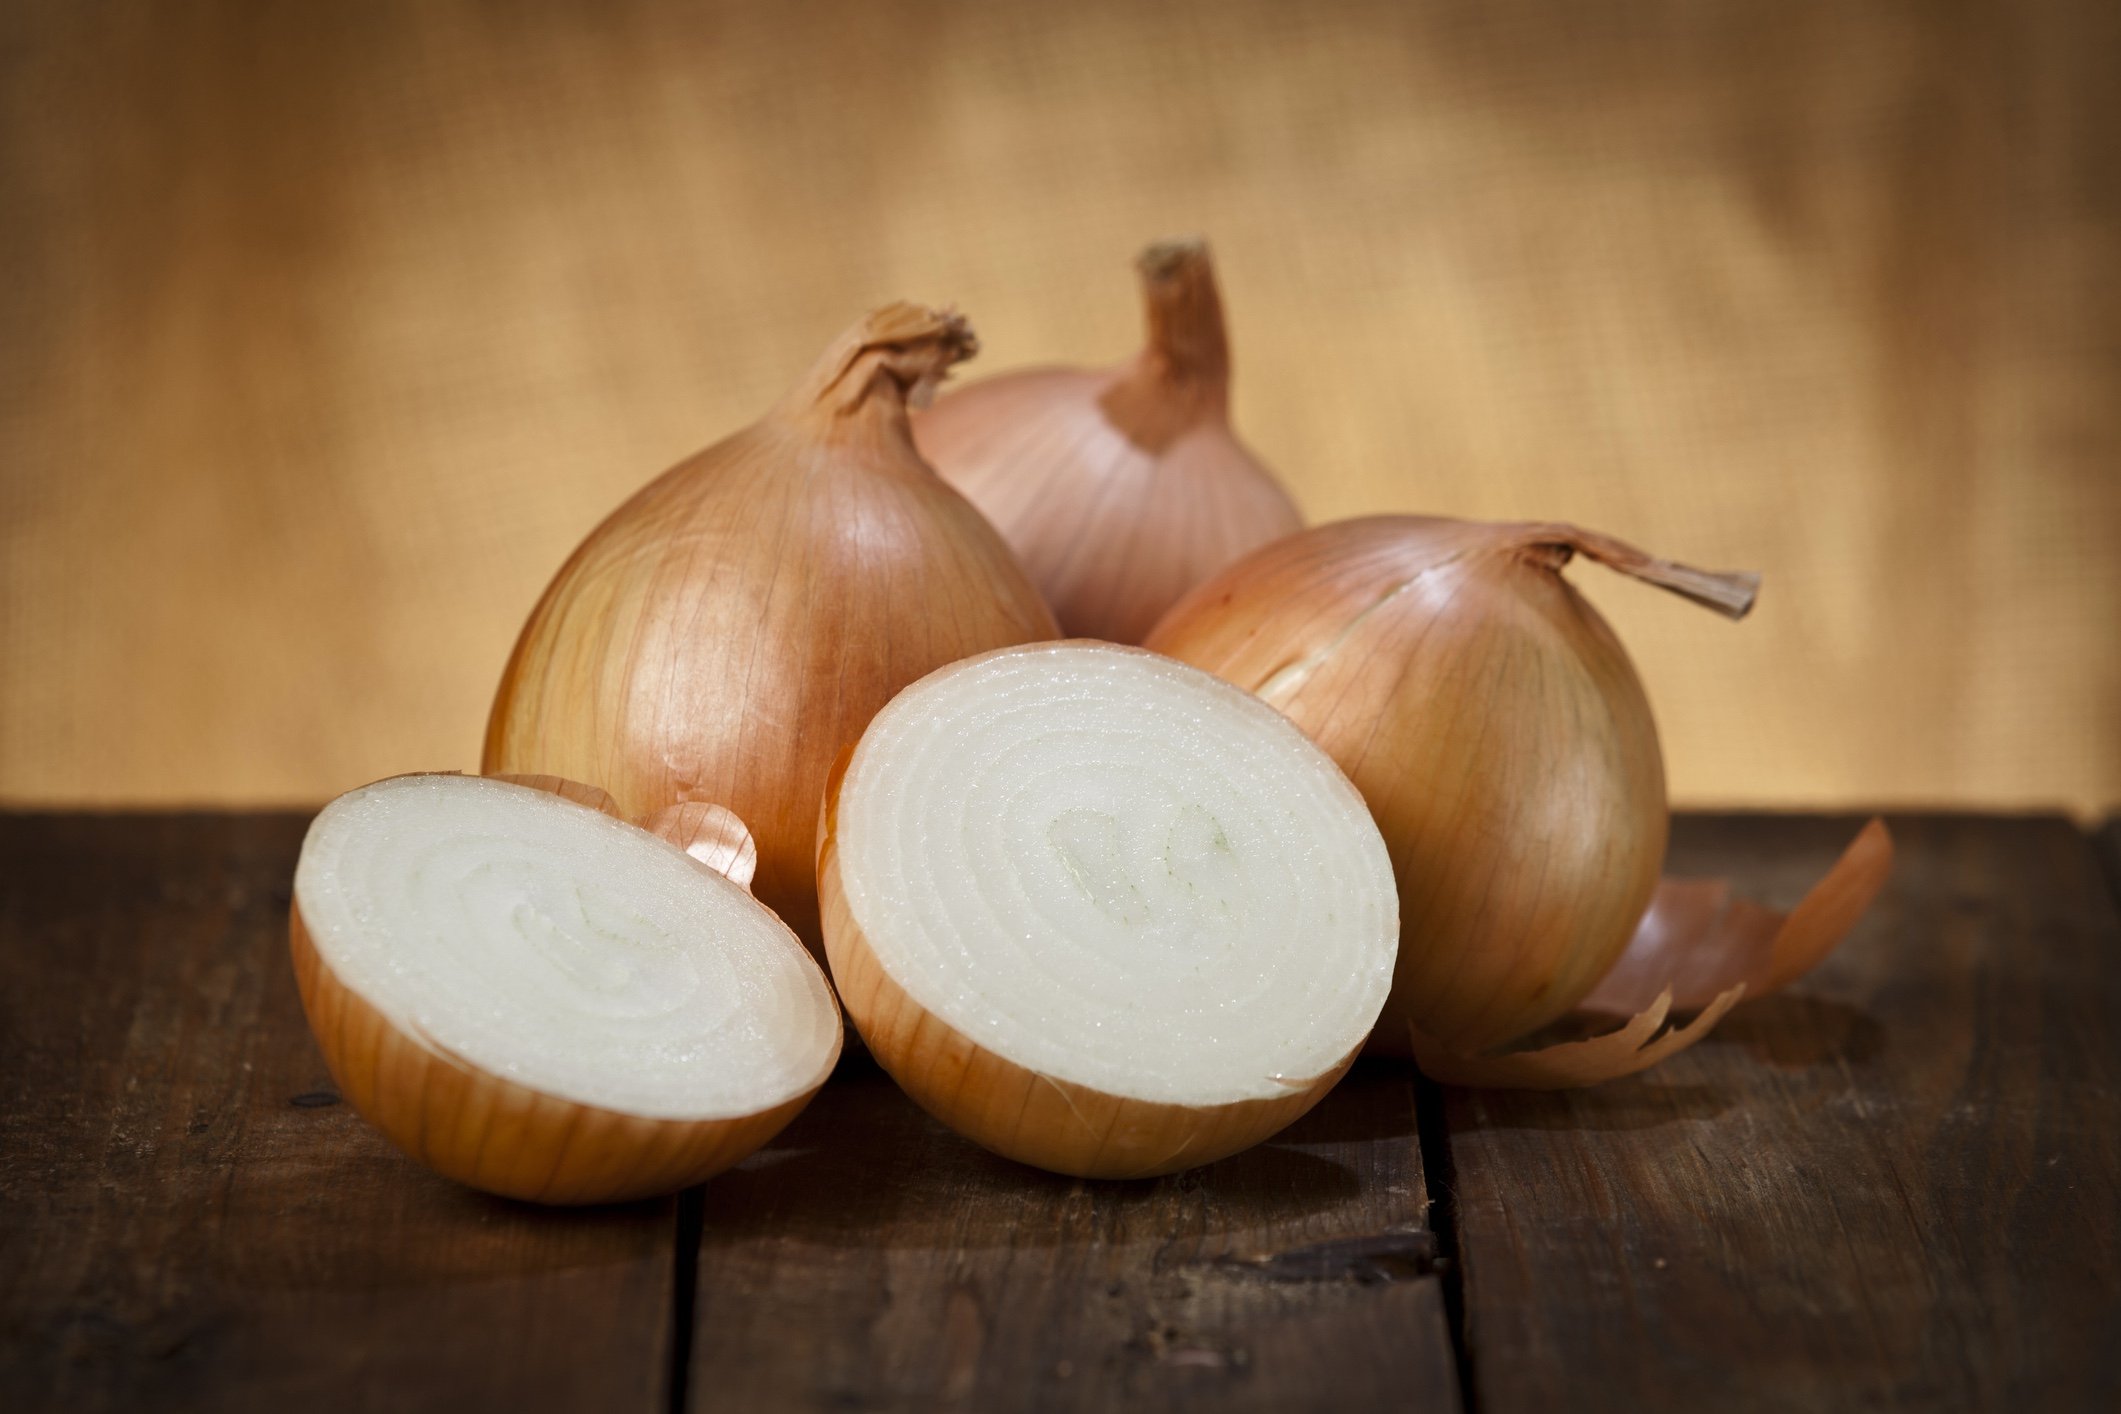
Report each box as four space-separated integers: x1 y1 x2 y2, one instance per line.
1432 994 1884 1133
1706 993 1884 1069
698 1060 1373 1249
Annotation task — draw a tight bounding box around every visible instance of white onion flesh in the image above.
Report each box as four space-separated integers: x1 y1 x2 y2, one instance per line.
294 775 839 1121
832 642 1399 1107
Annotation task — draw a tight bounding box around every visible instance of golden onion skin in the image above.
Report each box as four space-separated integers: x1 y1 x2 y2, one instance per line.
1147 516 1676 1055
484 306 1058 953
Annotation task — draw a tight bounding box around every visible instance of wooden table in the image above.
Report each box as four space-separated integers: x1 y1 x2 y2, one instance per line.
3 812 2116 1411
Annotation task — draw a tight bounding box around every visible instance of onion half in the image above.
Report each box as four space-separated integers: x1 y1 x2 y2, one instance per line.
1148 516 1892 1088
291 773 841 1203
817 642 1399 1177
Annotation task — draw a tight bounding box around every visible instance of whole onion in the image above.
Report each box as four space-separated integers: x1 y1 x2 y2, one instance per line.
1148 515 1892 1086
485 305 1058 951
914 241 1302 643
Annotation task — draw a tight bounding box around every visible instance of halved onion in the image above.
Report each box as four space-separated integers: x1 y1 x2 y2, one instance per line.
291 773 841 1204
817 642 1399 1178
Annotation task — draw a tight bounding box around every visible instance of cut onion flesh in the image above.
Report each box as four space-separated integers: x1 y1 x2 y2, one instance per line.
820 642 1399 1178
291 773 840 1203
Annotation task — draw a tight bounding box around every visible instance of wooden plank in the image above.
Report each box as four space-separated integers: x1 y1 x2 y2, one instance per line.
1439 814 2121 1411
2096 817 2121 913
688 1057 1459 1412
0 814 678 1413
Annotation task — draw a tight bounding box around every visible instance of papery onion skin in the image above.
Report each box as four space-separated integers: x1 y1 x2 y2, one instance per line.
913 241 1302 644
1147 515 1756 1057
484 305 1058 953
290 773 841 1205
816 746 1359 1180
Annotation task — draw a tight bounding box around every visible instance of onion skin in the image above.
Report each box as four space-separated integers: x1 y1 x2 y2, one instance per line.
816 747 1356 1180
1397 814 1893 1087
291 903 826 1205
1581 818 1896 1017
484 305 1057 953
1403 982 1747 1090
1147 516 1754 1057
914 241 1302 644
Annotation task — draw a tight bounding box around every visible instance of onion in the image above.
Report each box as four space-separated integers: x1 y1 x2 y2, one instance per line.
913 241 1302 644
290 773 841 1203
1146 516 1893 1088
485 305 1058 953
817 641 1399 1177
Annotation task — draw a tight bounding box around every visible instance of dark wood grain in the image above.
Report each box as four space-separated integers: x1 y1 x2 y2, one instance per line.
0 814 678 1413
11 810 2119 1412
2096 818 2121 914
1440 814 2121 1412
686 1057 1459 1412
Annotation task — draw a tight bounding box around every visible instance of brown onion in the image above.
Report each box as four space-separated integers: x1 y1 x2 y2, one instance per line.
913 240 1302 644
1147 516 1892 1087
484 305 1058 952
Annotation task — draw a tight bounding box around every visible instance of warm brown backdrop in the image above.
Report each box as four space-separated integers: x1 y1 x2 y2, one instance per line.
2 0 2115 812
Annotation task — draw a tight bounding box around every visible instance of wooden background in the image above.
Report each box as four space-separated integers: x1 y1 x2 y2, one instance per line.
2 0 2115 813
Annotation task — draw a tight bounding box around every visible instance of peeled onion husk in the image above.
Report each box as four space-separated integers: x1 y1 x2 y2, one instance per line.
817 641 1399 1177
1146 516 1893 1088
913 240 1302 644
485 305 1058 953
291 773 841 1203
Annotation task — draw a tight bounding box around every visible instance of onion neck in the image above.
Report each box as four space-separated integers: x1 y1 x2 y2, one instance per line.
1507 524 1760 619
776 303 978 452
1099 239 1231 449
